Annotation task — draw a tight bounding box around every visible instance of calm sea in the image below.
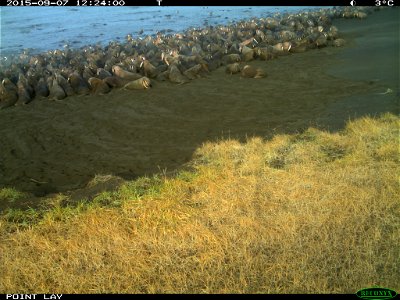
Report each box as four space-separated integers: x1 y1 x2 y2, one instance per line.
0 6 325 57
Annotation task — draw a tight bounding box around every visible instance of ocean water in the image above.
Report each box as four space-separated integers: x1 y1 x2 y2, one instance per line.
0 6 324 57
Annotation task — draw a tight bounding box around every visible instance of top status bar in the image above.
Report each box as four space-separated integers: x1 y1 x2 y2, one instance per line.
2 0 397 6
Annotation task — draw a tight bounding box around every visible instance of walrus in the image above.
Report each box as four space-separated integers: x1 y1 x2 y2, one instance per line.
156 70 169 82
271 43 284 54
1 78 17 94
96 68 113 80
34 77 50 98
223 54 241 65
123 76 152 90
225 63 241 75
112 65 142 81
355 11 367 19
103 76 131 88
282 42 292 52
168 64 189 84
241 65 266 79
271 42 290 56
256 47 277 60
140 59 160 79
88 77 111 95
315 34 328 48
289 41 308 53
82 66 95 82
183 64 207 79
240 45 256 62
333 38 346 47
16 74 34 105
239 45 256 61
0 78 18 109
68 71 90 95
48 77 66 100
56 73 74 96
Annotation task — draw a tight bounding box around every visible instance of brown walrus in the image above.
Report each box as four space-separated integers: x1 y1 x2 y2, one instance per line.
112 65 143 81
96 68 113 80
0 78 18 109
168 64 189 84
34 77 50 98
123 76 152 90
225 63 241 75
88 77 111 95
141 59 160 79
48 77 66 100
56 73 74 96
241 65 266 79
183 64 208 79
103 76 132 88
68 71 90 95
333 38 346 47
16 74 34 105
223 54 241 65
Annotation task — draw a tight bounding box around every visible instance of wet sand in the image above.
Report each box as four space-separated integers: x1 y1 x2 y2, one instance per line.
0 8 398 207
320 7 399 128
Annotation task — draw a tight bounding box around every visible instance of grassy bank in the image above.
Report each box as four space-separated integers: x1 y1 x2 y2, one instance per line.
1 113 399 293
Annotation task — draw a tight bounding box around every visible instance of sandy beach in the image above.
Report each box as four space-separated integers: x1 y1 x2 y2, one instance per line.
0 7 398 207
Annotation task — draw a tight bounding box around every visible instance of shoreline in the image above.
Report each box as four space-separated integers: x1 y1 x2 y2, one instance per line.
0 7 398 208
318 7 399 130
0 6 327 58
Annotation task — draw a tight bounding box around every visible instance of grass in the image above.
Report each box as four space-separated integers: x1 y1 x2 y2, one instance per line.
0 113 399 293
0 188 28 205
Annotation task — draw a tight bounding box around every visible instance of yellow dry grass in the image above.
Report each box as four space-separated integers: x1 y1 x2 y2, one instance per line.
0 113 399 293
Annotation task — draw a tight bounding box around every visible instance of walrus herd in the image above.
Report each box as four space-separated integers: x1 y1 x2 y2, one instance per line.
0 6 382 109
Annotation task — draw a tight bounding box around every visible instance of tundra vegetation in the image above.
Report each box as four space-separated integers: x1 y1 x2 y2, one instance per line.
0 113 399 293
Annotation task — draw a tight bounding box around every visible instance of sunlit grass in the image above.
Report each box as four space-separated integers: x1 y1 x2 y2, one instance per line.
0 113 399 293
